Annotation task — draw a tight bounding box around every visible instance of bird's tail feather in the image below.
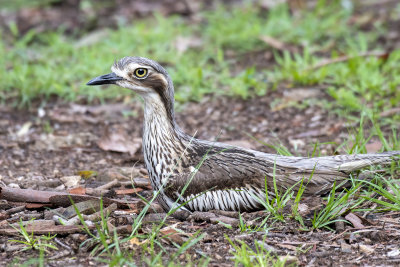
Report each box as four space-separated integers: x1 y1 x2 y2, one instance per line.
274 151 399 195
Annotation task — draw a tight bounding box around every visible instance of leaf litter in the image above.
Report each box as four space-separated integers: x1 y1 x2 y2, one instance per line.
1 91 399 265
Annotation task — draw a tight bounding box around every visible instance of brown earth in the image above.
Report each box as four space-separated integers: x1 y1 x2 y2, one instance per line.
1 0 400 266
1 89 399 266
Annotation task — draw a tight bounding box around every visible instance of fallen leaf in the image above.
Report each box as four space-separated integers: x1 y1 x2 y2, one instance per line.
365 141 382 153
160 224 191 245
359 244 374 254
25 203 48 209
68 187 86 195
77 170 98 179
97 127 141 156
345 213 365 228
115 188 143 195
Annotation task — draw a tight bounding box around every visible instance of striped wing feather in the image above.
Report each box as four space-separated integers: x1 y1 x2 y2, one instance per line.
164 145 400 212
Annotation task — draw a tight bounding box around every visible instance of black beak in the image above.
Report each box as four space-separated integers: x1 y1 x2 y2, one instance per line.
86 72 124 86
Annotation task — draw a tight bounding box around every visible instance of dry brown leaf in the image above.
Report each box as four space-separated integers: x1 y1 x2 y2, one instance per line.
345 213 365 228
68 187 87 195
97 127 141 156
115 188 143 195
366 141 382 153
25 203 48 209
160 224 191 245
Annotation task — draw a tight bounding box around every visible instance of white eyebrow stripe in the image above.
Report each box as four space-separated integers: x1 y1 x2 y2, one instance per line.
111 63 155 79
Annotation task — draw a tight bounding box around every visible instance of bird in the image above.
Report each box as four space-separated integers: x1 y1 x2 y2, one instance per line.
87 56 400 213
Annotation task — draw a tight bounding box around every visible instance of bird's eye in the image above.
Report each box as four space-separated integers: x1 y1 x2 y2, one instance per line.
134 68 148 79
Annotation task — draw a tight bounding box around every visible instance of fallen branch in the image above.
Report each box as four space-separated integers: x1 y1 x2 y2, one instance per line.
0 224 93 236
0 186 139 209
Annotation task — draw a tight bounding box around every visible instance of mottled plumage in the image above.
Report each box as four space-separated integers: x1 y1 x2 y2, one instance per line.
87 56 400 213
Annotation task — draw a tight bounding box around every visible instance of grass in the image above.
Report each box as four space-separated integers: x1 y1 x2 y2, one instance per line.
9 219 58 267
226 235 292 267
3 0 400 265
10 219 57 253
1 0 399 125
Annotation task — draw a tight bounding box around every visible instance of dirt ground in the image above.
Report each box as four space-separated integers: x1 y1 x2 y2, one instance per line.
1 0 400 266
1 89 400 266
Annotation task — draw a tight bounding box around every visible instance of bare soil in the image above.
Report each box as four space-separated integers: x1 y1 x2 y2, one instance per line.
1 0 400 266
1 89 399 266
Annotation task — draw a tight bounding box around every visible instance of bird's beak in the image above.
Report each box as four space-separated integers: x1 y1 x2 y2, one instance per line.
86 72 124 86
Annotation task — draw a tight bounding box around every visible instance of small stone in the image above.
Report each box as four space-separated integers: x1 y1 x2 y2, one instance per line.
7 183 20 188
60 175 81 188
215 254 223 260
359 244 374 254
341 242 352 253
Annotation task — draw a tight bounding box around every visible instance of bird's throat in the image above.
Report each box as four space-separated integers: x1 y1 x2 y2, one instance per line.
142 93 186 191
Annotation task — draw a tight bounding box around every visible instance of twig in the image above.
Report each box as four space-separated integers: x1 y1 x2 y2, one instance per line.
54 237 72 250
6 205 25 215
259 35 299 53
380 107 400 118
307 51 387 71
97 179 120 190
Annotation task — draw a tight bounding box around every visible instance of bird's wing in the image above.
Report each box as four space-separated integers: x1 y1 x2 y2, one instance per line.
164 148 399 203
255 150 400 173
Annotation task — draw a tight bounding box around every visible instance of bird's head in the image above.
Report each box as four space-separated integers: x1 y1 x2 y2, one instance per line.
87 57 175 120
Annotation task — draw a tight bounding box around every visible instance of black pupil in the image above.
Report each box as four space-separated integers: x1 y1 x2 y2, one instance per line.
137 69 145 76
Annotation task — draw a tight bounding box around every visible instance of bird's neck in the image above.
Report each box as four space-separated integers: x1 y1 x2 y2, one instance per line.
141 92 192 199
142 92 178 138
141 93 187 180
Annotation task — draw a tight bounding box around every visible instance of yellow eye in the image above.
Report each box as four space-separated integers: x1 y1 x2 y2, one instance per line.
134 68 148 78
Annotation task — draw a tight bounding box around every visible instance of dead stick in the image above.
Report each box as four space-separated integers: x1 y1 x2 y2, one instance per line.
0 186 66 203
307 51 387 71
97 179 120 190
